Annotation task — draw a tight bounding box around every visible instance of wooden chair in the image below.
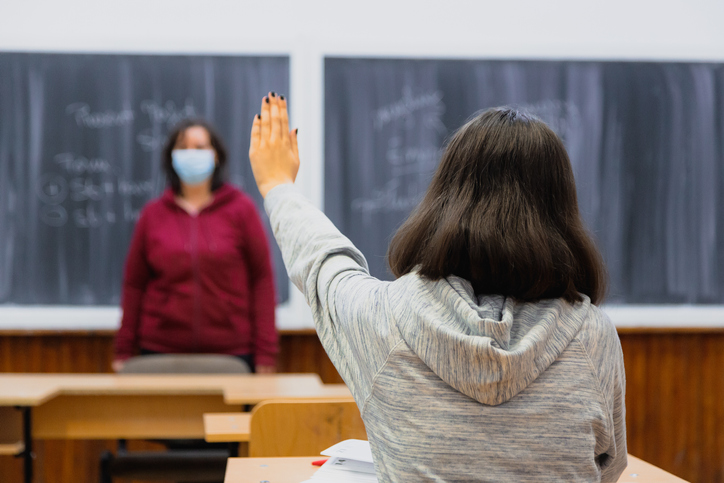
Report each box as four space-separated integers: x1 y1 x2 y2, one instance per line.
248 398 367 457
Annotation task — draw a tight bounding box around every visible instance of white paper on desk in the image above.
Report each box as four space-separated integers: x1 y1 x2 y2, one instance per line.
320 439 374 463
299 440 378 483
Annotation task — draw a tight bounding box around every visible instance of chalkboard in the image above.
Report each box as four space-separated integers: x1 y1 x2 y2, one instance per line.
325 58 724 304
0 53 289 305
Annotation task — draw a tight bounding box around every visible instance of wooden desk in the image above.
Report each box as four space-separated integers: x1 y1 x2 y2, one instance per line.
0 373 330 439
224 454 690 483
619 456 690 482
223 380 352 404
0 373 329 407
0 373 348 483
0 375 351 439
204 413 252 443
226 457 317 482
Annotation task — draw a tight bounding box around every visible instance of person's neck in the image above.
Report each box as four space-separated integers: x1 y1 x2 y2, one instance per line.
176 181 214 215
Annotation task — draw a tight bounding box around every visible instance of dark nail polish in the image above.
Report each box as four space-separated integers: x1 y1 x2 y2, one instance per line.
265 97 269 104
271 92 276 97
257 114 261 120
295 128 299 134
280 95 285 100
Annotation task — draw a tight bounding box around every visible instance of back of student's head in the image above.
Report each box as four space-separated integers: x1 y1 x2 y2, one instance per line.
387 107 607 304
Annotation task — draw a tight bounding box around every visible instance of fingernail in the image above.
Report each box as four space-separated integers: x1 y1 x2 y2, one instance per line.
265 97 269 104
280 95 285 101
271 92 276 97
256 114 261 120
295 128 299 134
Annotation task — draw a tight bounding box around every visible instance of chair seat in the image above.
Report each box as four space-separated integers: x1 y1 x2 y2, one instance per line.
120 354 251 374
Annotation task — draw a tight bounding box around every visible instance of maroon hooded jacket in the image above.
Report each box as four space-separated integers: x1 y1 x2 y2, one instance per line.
115 184 278 366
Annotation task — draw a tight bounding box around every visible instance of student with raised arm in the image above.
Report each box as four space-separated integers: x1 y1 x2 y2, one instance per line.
249 93 626 482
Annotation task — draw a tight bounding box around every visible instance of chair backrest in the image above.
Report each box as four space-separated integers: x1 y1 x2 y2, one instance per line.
249 398 367 457
119 354 251 374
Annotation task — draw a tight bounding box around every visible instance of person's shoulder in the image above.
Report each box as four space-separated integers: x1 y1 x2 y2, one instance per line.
139 189 176 217
579 302 618 340
220 184 263 217
574 300 624 373
215 184 254 206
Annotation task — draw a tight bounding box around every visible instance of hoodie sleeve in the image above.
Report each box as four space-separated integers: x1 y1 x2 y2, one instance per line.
115 209 151 361
239 198 278 368
578 310 628 482
264 184 401 403
600 340 627 483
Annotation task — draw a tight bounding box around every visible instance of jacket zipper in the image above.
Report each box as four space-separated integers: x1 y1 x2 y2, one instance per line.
190 214 201 353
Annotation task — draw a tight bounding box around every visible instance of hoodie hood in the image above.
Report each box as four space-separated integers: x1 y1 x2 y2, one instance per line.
160 183 239 213
390 273 591 406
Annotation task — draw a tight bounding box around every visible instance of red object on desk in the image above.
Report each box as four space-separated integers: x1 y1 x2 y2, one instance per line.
312 458 329 466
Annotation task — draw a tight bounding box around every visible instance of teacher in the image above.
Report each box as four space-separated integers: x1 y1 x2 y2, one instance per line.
114 119 278 373
249 93 626 481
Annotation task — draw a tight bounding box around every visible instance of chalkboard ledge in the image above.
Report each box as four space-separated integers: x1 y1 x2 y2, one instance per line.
602 305 724 332
1 305 723 333
0 305 315 332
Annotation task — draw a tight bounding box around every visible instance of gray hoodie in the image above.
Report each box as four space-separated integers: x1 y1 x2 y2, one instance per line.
265 184 627 482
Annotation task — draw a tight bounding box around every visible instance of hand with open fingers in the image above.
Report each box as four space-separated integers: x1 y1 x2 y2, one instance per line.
248 92 300 198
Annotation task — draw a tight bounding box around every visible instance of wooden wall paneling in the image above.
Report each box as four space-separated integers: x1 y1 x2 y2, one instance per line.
0 331 339 380
618 332 724 483
277 332 344 384
701 333 724 482
0 333 114 373
619 334 646 463
661 334 700 481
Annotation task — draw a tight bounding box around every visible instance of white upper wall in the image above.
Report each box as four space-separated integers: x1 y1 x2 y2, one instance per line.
2 0 724 59
2 0 723 329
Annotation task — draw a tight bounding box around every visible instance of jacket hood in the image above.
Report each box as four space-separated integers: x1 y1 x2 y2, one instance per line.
160 183 239 212
390 274 591 406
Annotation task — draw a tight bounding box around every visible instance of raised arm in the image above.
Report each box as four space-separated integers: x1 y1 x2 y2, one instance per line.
249 94 398 401
249 92 364 300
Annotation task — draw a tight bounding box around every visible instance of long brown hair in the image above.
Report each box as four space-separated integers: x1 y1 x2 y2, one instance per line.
387 107 607 304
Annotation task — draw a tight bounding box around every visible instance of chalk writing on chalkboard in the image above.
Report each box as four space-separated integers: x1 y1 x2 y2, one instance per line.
352 87 446 223
325 58 724 304
35 98 198 229
66 103 136 128
0 53 289 305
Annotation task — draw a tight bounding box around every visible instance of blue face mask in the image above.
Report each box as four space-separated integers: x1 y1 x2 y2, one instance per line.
171 149 216 185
